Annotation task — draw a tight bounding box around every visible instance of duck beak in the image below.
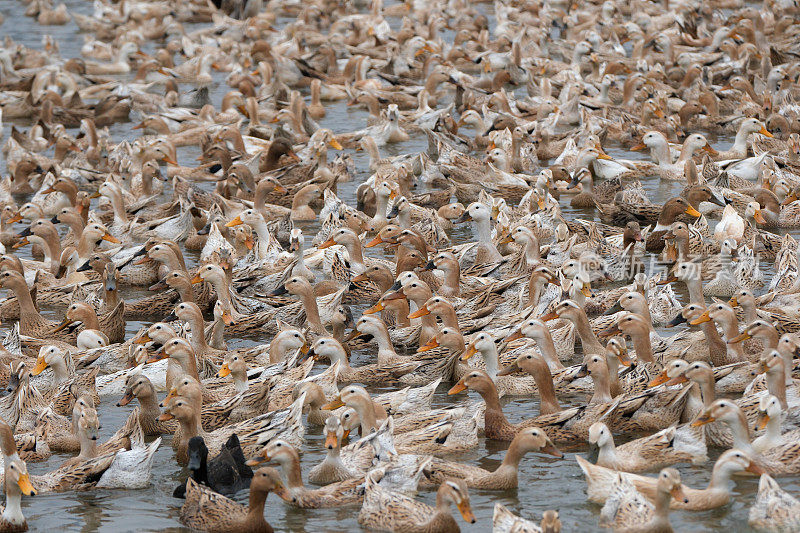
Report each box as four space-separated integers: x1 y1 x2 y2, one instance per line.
504 330 523 343
102 232 121 243
146 347 169 364
690 413 715 427
596 152 613 160
540 310 559 322
665 373 689 386
759 126 773 138
12 237 29 249
52 318 74 333
343 328 362 342
756 411 770 431
272 183 288 194
157 411 174 422
31 356 48 376
666 314 686 328
581 283 593 297
599 324 621 337
117 391 134 407
364 301 384 314
89 192 101 199
460 343 478 361
728 296 739 307
351 272 369 283
225 215 243 227
684 206 701 218
448 381 467 395
134 255 152 265
322 396 345 410
365 235 383 248
190 274 203 284
657 275 678 285
729 332 751 344
417 337 439 352
17 474 35 496
41 186 56 195
575 363 589 378
753 209 767 224
161 155 178 165
318 237 337 249
456 501 476 524
746 460 765 475
455 212 473 224
408 305 430 319
702 143 718 157
244 236 254 250
217 363 231 378
324 431 338 449
541 440 564 458
782 193 798 206
648 370 671 387
383 290 406 302
689 310 711 325
497 361 520 376
670 484 688 504
6 213 22 224
245 450 271 467
631 142 646 151
133 334 152 345
328 138 343 150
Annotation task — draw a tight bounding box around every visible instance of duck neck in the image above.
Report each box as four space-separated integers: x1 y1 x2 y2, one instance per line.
533 331 562 370
630 330 656 364
524 237 540 265
479 345 500 379
596 438 619 467
571 312 605 354
108 190 129 224
527 357 561 414
374 193 390 223
498 437 527 473
740 302 758 324
355 402 379 434
284 454 305 489
2 475 23 525
50 358 71 385
440 264 460 298
731 125 752 154
697 378 716 407
137 387 162 422
727 413 754 453
590 367 613 404
345 240 365 272
78 431 98 460
186 314 210 353
246 486 269 526
232 370 248 393
298 289 324 333
178 407 201 442
767 368 788 410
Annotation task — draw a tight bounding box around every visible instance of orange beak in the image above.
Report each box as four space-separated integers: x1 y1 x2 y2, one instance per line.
631 142 646 151
753 209 767 224
217 363 231 378
689 310 711 325
728 332 751 344
225 215 243 227
317 237 337 249
102 232 121 244
685 206 701 218
703 143 718 157
365 235 383 248
648 370 671 387
417 337 439 352
448 381 467 395
504 330 524 342
363 301 384 314
460 343 478 361
759 126 773 138
273 183 287 195
31 357 48 376
324 431 338 449
190 274 204 284
540 311 559 322
408 306 430 319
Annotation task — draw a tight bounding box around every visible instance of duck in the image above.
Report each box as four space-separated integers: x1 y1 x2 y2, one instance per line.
357 474 476 532
179 467 285 533
749 474 800 532
599 468 685 532
173 435 253 499
425 427 563 489
307 416 356 485
245 440 363 508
